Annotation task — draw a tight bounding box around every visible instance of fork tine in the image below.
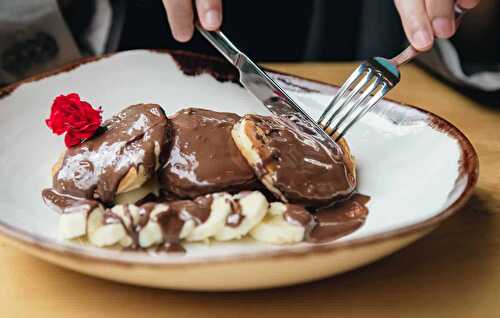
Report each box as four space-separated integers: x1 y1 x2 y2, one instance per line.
327 74 381 136
318 63 368 125
321 68 375 130
334 82 390 141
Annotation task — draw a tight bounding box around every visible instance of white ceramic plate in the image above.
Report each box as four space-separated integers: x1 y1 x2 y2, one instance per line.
0 50 478 290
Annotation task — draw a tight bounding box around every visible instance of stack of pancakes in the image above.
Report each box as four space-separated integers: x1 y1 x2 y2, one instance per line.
45 105 357 250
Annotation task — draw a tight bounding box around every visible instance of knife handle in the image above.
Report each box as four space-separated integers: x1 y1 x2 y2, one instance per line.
195 23 241 65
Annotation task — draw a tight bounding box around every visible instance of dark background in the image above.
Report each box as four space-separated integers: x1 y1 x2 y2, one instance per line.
61 0 500 66
52 0 500 104
116 0 404 61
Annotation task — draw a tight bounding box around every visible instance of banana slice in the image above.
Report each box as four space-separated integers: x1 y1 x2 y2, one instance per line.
250 202 310 244
138 204 168 248
106 204 142 248
138 221 163 248
108 204 140 229
58 202 104 240
89 223 127 247
58 211 88 239
186 193 232 242
86 207 127 247
214 191 268 241
58 189 314 249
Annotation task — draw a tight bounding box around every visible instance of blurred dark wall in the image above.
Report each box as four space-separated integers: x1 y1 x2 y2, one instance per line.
117 0 405 62
54 0 498 67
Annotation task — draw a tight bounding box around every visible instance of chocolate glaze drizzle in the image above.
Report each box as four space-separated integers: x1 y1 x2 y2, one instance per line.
103 196 214 252
42 105 370 253
308 194 370 242
245 115 356 207
160 108 259 198
283 204 315 228
225 198 245 227
52 104 171 204
42 188 99 214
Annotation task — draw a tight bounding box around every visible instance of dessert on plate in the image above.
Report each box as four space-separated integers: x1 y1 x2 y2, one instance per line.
42 94 369 253
159 108 259 198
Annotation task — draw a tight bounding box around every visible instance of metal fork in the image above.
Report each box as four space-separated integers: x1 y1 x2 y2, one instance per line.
319 3 468 141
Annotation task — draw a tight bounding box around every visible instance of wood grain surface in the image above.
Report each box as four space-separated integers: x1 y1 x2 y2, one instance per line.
1 62 499 317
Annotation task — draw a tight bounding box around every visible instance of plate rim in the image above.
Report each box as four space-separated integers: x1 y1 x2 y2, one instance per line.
0 49 479 267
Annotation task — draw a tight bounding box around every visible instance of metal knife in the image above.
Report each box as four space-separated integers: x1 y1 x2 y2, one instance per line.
196 25 341 149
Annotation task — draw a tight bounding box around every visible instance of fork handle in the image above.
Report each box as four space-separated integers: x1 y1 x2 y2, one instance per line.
390 3 468 66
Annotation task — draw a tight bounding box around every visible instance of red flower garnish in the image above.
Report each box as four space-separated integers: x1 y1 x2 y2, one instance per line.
45 93 103 147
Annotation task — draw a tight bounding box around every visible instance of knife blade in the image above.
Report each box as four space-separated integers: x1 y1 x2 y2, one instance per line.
196 24 341 150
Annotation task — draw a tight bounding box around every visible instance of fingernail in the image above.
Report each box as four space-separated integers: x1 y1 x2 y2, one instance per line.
174 29 192 42
204 10 221 29
432 17 455 38
412 29 433 50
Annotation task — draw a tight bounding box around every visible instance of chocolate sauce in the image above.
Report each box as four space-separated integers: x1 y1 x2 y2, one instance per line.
161 242 186 253
133 195 213 252
283 204 314 227
52 104 171 204
156 208 185 251
121 204 142 248
170 195 212 224
226 198 245 227
121 203 157 249
41 188 99 214
308 194 370 243
152 195 213 252
43 103 367 252
137 203 156 228
245 115 356 207
160 108 258 199
134 193 161 206
103 209 123 225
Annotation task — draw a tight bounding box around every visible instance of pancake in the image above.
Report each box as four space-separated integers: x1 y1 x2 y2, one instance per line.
49 104 172 205
231 114 356 207
159 108 259 198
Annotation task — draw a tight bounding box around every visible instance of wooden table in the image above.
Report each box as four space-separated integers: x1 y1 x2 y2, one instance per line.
1 63 499 317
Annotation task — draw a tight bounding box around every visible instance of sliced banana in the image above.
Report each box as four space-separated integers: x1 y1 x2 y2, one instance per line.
137 204 168 248
88 223 127 247
119 235 133 248
135 204 196 248
58 189 313 249
214 191 268 241
138 221 163 248
86 206 104 234
186 193 232 242
86 207 127 247
268 202 287 216
58 211 88 239
109 205 130 228
250 202 306 244
107 204 141 247
179 219 196 240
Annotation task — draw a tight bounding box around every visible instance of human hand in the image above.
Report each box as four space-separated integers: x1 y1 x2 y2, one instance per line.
162 0 223 42
394 0 480 51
